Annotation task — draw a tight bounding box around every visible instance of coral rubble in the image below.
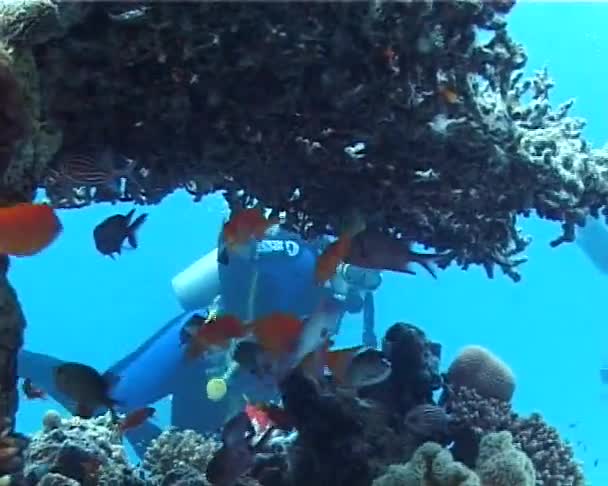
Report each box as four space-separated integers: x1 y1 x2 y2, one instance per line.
0 1 607 278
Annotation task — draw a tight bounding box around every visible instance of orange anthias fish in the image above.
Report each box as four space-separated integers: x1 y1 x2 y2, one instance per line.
220 207 279 263
245 401 294 432
186 314 248 360
251 312 303 357
315 236 352 285
119 406 155 432
22 378 46 400
0 203 62 257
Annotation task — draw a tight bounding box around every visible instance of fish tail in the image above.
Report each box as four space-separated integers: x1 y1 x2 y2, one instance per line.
412 254 438 279
127 213 148 249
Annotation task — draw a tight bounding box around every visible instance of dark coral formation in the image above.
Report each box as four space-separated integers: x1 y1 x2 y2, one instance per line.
443 386 585 486
2 0 608 279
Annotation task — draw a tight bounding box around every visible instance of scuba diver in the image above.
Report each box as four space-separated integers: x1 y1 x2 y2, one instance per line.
17 227 382 457
576 216 608 275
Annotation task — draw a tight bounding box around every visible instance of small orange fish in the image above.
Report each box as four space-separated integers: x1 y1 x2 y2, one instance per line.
252 312 303 356
220 208 278 262
247 402 294 431
315 236 352 284
0 203 62 256
22 378 46 400
119 406 155 432
245 402 272 430
187 314 248 360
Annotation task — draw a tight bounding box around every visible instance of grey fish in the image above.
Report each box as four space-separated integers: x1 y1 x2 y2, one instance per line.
404 404 452 438
93 208 148 258
343 348 391 388
54 362 120 420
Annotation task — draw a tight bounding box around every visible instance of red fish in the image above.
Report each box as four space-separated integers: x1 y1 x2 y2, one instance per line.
219 208 279 264
251 312 303 357
22 378 46 400
315 236 352 285
186 314 248 360
245 401 293 431
345 229 442 279
119 406 155 432
0 203 62 256
245 402 272 430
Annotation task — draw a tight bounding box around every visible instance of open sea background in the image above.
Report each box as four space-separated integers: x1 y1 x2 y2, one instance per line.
10 1 608 481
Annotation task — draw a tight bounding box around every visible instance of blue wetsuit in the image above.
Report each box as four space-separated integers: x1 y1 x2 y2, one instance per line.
18 229 351 456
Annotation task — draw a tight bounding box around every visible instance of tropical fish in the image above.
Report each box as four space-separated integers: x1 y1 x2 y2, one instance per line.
184 314 248 360
0 203 62 257
404 404 453 438
245 401 293 432
22 378 46 400
219 208 279 264
315 236 352 285
251 312 303 357
93 208 147 258
54 362 120 420
51 146 138 189
119 406 155 432
345 229 442 278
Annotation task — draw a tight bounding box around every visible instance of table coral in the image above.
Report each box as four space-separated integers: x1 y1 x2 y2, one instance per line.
0 1 607 280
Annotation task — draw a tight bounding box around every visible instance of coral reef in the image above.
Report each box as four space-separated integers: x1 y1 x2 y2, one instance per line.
1 1 608 279
24 411 145 485
361 322 442 416
446 345 515 402
372 441 480 486
476 431 535 486
443 386 584 486
373 430 536 486
0 256 28 484
143 428 220 484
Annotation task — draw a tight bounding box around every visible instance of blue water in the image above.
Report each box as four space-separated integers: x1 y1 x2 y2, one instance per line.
11 2 608 482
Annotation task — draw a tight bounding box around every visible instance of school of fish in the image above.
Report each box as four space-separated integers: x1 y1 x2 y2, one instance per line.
9 185 445 481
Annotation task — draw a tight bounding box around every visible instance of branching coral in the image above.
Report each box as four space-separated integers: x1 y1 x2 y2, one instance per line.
143 428 220 484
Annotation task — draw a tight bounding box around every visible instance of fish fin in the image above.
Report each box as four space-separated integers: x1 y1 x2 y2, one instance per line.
412 256 438 279
124 208 136 223
127 213 148 248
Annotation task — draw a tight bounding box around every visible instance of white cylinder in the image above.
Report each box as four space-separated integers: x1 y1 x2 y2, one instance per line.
171 248 221 311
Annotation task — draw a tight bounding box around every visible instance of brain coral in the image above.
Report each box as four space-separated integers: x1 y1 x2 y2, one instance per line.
446 345 515 402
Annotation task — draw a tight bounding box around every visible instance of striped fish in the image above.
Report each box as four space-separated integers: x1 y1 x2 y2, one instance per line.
53 146 137 187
